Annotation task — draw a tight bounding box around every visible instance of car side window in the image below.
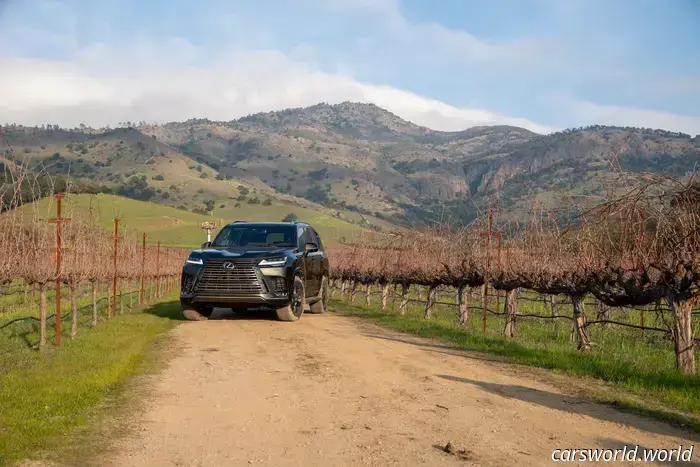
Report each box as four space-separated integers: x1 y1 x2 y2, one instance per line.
310 229 322 250
297 226 308 249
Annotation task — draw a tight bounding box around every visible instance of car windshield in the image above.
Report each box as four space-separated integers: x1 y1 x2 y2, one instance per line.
211 225 296 248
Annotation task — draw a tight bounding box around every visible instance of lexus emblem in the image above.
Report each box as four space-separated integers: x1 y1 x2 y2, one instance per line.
222 261 235 270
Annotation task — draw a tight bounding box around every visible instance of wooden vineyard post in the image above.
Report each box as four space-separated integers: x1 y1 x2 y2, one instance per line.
571 295 592 351
479 208 501 334
637 210 646 339
48 193 71 347
111 218 123 317
381 283 389 310
398 283 409 315
457 285 468 327
140 233 146 304
39 284 47 349
496 234 502 312
350 281 357 303
503 288 519 338
92 281 98 326
164 246 169 296
168 247 173 295
156 241 161 299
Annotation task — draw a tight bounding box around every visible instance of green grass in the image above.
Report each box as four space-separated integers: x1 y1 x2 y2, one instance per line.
329 291 700 432
0 280 156 356
17 193 388 248
0 297 183 466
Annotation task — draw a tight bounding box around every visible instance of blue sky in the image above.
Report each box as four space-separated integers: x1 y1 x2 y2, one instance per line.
0 0 698 134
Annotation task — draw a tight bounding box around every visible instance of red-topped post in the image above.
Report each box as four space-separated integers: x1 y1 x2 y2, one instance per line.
156 241 161 298
140 233 146 304
48 193 71 347
111 218 123 317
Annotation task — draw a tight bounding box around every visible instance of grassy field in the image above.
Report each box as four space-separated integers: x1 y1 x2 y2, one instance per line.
329 287 700 432
17 193 389 248
0 279 154 356
0 294 183 466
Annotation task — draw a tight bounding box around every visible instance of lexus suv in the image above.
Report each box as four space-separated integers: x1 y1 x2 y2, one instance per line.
180 221 330 322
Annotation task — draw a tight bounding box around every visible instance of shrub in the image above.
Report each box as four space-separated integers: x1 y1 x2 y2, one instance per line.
281 212 298 222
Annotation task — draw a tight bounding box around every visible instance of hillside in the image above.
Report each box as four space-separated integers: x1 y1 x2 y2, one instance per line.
137 103 700 225
16 194 387 248
3 102 699 227
0 124 395 233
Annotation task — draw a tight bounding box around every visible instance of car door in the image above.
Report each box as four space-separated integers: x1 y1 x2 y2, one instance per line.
314 230 329 279
298 227 318 296
307 228 323 295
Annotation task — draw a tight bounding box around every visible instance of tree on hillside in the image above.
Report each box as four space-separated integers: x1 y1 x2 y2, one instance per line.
282 212 298 222
305 184 329 204
116 176 154 201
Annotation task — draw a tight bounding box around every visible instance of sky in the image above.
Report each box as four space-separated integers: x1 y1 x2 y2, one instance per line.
0 0 699 135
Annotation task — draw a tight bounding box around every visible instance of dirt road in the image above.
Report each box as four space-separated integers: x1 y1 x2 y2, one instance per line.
99 309 697 466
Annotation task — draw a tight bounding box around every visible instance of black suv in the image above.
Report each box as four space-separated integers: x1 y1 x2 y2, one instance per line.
180 221 330 321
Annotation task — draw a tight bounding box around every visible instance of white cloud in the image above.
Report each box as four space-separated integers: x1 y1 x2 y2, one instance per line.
0 45 555 133
360 84 556 133
554 94 700 136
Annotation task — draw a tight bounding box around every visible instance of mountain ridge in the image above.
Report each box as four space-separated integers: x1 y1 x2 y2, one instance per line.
2 101 699 227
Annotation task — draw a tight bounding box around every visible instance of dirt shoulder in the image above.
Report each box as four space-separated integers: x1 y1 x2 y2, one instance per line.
58 310 700 466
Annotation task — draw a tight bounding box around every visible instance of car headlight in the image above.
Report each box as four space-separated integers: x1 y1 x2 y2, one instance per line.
258 257 286 267
185 256 204 265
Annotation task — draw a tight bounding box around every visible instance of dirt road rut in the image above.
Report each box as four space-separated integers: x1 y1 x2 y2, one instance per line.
102 310 697 466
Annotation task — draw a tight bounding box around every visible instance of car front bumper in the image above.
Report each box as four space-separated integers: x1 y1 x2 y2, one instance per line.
180 294 291 310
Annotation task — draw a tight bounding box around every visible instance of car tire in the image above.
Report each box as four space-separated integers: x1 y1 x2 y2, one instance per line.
309 276 328 314
276 276 305 322
182 305 213 321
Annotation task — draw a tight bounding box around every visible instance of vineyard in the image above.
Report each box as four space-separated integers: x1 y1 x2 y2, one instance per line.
326 172 700 376
0 193 189 355
2 162 699 378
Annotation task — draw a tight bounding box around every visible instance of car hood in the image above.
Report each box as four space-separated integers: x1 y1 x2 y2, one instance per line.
194 247 295 260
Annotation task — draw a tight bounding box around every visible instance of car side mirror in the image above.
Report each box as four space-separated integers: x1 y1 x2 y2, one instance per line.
304 242 318 254
201 241 211 249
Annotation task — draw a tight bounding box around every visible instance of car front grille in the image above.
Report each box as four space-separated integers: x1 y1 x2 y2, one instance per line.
195 259 265 296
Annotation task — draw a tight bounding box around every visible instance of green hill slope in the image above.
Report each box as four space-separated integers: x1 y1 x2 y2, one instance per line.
19 194 385 248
